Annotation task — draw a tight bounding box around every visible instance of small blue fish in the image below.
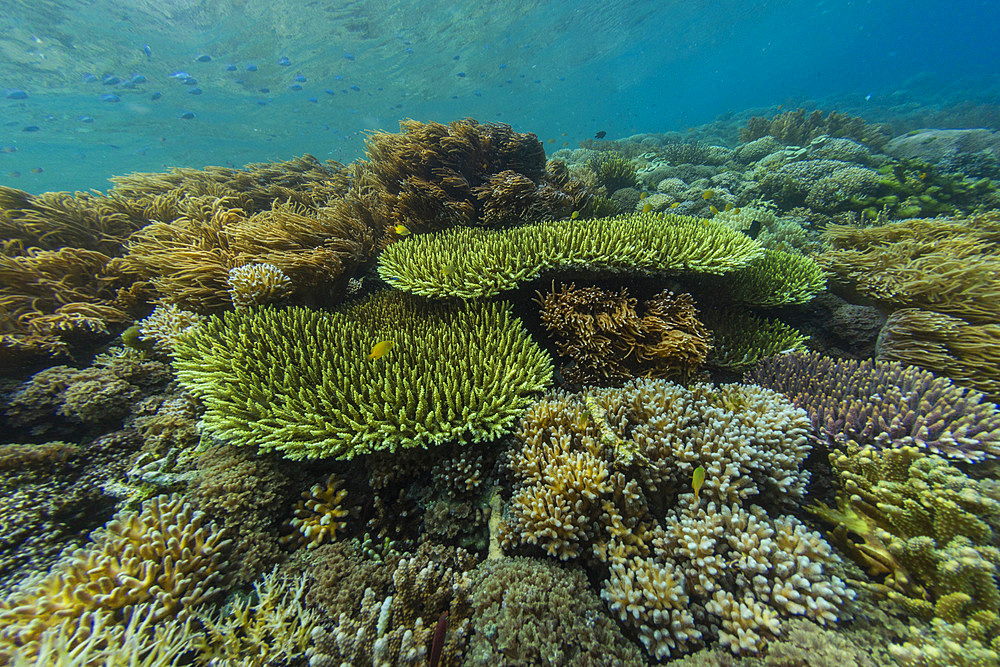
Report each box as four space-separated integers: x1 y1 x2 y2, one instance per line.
456 72 466 77
278 56 291 66
499 63 507 69
170 71 190 79
142 44 152 58
350 85 360 91
245 63 258 72
178 111 195 119
259 87 270 93
289 84 302 91
150 91 162 100
225 63 237 72
102 75 120 85
256 100 267 106
343 53 355 60
293 74 306 82
404 47 414 53
307 97 317 103
453 55 460 61
335 74 344 80
22 125 40 132
5 89 27 100
78 115 94 123
188 88 202 95
181 77 198 85
1 146 17 153
101 94 120 102
194 54 211 62
130 74 147 84
82 73 98 82
324 89 336 96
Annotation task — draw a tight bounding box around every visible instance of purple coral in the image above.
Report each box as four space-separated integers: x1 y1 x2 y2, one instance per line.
748 351 1000 462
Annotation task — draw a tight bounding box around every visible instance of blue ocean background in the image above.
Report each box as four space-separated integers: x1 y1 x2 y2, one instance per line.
1 0 999 193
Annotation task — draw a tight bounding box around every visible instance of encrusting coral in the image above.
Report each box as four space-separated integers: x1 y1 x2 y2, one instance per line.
499 379 852 660
0 493 231 660
173 291 553 460
748 351 1000 462
536 282 713 386
378 212 764 299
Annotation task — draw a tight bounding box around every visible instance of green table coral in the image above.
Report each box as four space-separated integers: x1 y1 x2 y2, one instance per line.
378 212 764 299
173 292 553 460
718 248 827 307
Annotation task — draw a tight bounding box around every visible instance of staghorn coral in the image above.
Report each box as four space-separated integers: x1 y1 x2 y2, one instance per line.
704 247 827 307
281 474 351 549
739 109 892 150
877 308 1000 401
817 213 1000 324
353 118 594 234
120 198 374 313
536 282 712 387
810 444 1000 643
702 309 808 371
194 567 318 666
378 212 764 300
500 379 850 659
464 556 643 665
173 291 553 460
748 351 1000 462
0 493 231 660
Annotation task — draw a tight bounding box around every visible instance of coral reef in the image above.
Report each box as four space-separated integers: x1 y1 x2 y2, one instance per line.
378 212 764 299
536 282 712 386
281 474 351 549
500 379 851 659
704 248 827 307
749 351 1000 462
588 152 639 191
739 109 893 150
702 309 809 371
464 556 644 665
0 493 231 659
173 291 553 460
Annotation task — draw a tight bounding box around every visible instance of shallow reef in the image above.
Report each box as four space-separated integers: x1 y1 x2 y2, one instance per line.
3 112 1000 664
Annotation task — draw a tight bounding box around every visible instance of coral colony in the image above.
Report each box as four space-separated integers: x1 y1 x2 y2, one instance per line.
3 115 1000 665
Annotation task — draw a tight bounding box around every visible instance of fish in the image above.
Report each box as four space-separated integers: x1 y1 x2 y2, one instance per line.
692 465 706 503
101 94 120 103
289 84 302 91
294 74 307 82
343 53 356 61
570 210 580 220
594 131 606 139
639 192 647 199
102 75 120 85
188 88 202 95
350 85 360 91
150 91 162 100
22 125 40 132
724 202 733 212
178 111 196 119
30 167 43 173
6 89 28 100
547 138 554 143
169 71 190 79
733 207 741 214
709 205 718 214
642 202 653 213
393 223 411 236
225 63 237 71
702 190 715 200
182 77 198 85
670 202 680 209
278 56 291 66
195 54 212 62
744 219 762 240
1 146 17 153
130 74 147 84
457 72 466 77
368 340 394 361
245 63 258 72
142 44 152 58
82 73 99 83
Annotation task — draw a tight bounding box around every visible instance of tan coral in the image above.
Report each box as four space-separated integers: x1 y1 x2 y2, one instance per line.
281 475 350 549
226 263 293 307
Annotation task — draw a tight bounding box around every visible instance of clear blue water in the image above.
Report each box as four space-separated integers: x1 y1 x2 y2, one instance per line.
1 0 999 193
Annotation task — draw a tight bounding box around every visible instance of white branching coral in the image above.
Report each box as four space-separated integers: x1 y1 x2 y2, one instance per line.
138 303 207 354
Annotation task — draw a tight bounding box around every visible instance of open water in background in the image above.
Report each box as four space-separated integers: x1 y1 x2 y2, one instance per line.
0 0 998 193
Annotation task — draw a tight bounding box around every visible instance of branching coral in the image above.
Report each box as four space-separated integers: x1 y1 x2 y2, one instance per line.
702 309 809 371
499 379 850 659
536 282 712 386
0 493 231 659
739 109 892 150
588 152 638 192
173 291 553 460
810 443 1000 645
378 212 764 299
713 248 827 307
136 303 208 355
877 308 1000 400
748 351 1000 462
281 474 351 549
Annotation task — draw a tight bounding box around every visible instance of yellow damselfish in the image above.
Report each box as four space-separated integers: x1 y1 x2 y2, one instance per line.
709 205 719 215
702 190 715 200
393 224 411 236
670 202 680 209
571 210 580 220
692 465 706 503
368 340 394 361
642 202 653 213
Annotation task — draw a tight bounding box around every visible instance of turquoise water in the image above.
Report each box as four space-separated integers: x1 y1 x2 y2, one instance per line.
3 0 998 193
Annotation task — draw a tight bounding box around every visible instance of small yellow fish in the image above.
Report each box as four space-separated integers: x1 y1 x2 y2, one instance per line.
571 210 580 220
442 264 455 276
733 207 741 214
709 205 719 215
368 340 394 361
692 465 706 503
393 224 411 237
724 202 734 212
639 192 647 199
702 190 715 200
642 202 653 213
670 202 680 209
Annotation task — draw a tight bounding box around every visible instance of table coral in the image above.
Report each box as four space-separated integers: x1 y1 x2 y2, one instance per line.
0 493 231 659
500 379 850 659
378 212 765 300
748 351 1000 462
173 291 553 460
704 247 827 307
536 282 712 386
702 309 809 371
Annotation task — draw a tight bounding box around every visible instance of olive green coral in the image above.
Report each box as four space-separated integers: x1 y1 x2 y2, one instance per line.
173 292 553 460
377 212 764 299
703 309 809 371
716 248 827 307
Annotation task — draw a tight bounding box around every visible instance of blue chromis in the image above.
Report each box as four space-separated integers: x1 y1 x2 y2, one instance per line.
692 465 706 503
393 223 411 236
368 340 394 361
